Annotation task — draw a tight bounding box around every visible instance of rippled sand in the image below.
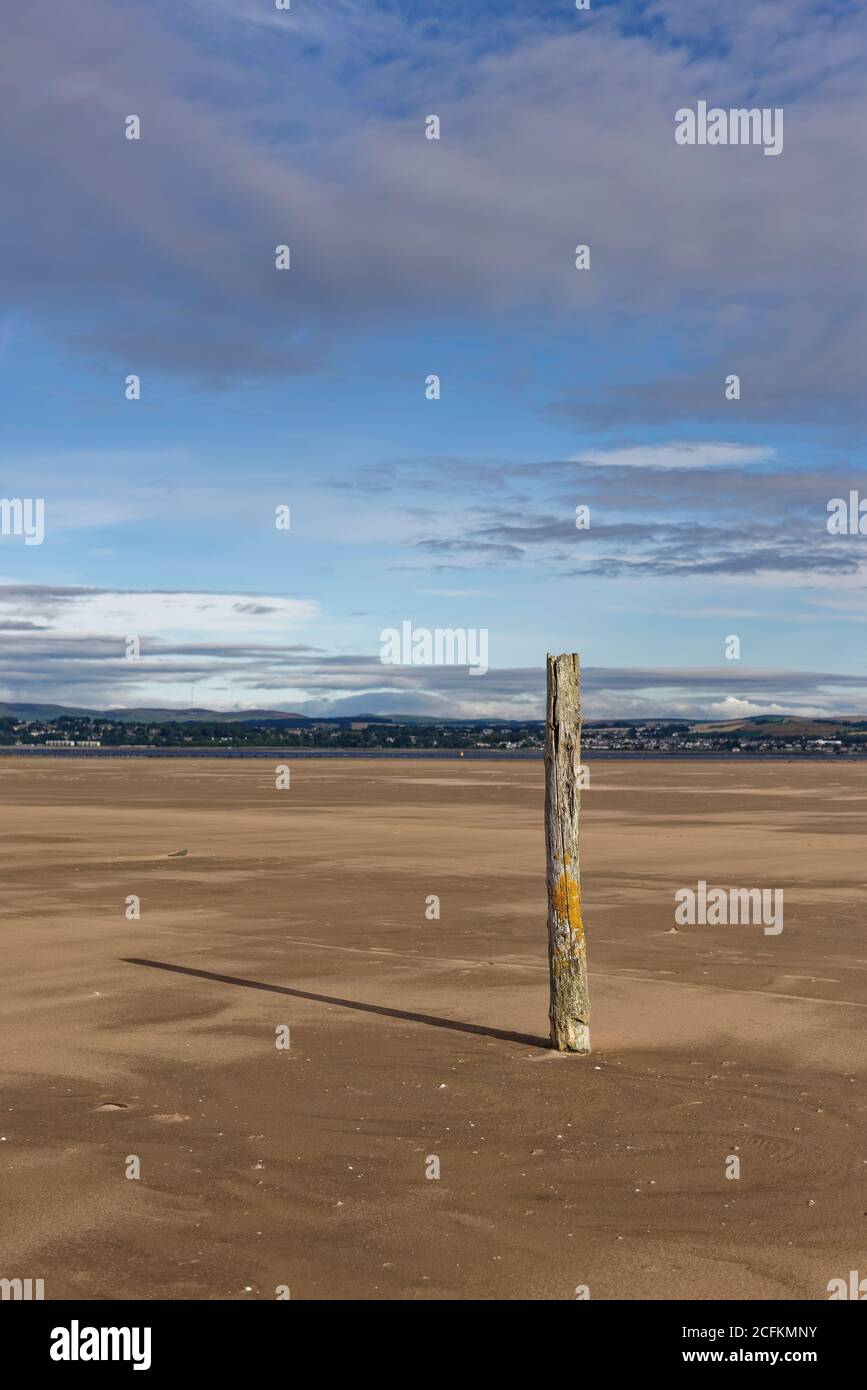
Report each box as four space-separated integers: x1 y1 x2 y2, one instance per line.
1 756 865 1299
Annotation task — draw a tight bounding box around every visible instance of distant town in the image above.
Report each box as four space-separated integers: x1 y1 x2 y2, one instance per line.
1 706 866 756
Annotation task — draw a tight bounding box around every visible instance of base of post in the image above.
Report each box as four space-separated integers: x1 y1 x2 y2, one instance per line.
551 1022 590 1054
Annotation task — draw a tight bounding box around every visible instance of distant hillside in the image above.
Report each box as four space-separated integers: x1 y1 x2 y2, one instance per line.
0 702 314 725
691 716 867 739
0 702 401 727
0 703 865 740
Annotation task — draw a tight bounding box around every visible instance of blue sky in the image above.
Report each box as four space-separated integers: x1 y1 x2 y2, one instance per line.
1 0 865 718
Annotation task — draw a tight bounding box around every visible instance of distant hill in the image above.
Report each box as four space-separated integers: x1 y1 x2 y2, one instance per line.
0 702 399 727
0 701 312 725
690 716 867 738
0 703 865 739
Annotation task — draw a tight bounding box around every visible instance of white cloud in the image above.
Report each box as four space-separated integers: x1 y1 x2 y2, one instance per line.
0 586 318 640
576 442 776 470
707 695 832 719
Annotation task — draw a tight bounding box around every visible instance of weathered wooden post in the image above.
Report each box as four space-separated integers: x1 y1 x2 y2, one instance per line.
545 652 590 1052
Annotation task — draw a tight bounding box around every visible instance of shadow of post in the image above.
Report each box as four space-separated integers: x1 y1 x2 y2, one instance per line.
122 957 550 1049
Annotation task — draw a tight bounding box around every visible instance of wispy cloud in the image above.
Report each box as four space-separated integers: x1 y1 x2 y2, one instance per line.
2 0 865 422
577 443 776 470
0 580 864 719
2 2 865 716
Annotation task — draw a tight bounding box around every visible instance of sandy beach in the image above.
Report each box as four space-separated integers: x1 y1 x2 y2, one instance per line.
1 756 865 1301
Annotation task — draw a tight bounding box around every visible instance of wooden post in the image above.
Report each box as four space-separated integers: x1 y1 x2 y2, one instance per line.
545 652 590 1052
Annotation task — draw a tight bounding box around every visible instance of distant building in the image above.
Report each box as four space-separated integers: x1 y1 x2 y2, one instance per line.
43 739 101 748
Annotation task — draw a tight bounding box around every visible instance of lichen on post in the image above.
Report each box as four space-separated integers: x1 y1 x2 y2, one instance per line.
544 652 590 1052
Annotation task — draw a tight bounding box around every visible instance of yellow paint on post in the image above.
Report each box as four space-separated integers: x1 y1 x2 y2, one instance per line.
552 872 584 944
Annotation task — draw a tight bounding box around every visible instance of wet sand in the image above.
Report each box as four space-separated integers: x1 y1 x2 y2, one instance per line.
1 757 865 1300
